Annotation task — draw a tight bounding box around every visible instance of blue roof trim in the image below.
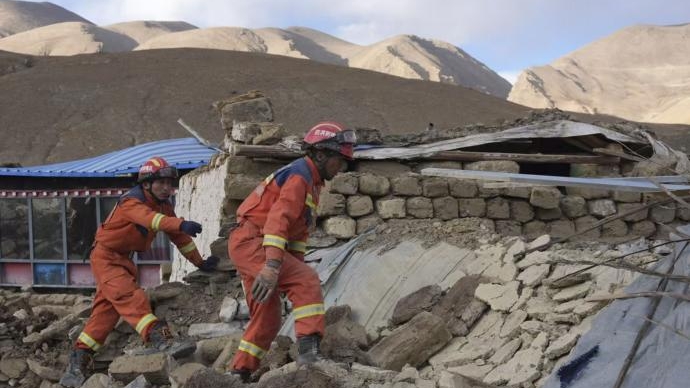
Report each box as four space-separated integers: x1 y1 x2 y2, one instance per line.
0 138 218 178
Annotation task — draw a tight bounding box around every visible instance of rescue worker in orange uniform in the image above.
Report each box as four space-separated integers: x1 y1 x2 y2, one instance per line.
60 156 219 387
227 121 356 382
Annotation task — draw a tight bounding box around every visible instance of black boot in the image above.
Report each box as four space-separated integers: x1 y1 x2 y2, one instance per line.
59 348 94 388
227 369 252 383
297 334 324 365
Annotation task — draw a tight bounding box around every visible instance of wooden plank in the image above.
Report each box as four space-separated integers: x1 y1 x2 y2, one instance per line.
426 150 618 164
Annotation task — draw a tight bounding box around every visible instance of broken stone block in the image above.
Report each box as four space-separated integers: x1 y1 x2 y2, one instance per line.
393 366 419 383
546 219 575 239
500 310 527 339
545 332 580 359
678 207 690 221
422 177 449 197
81 373 111 388
169 363 205 388
520 320 548 335
509 200 534 222
359 173 390 196
523 220 546 239
477 183 501 198
602 219 628 237
517 264 550 287
391 174 422 196
219 95 273 129
560 195 587 218
218 297 238 323
458 198 486 218
197 334 241 364
331 172 359 195
474 281 519 311
376 198 406 219
488 338 522 365
0 358 27 379
486 197 509 219
224 174 261 200
317 192 346 216
350 363 397 382
439 371 495 388
347 195 374 217
613 191 641 203
530 187 561 209
433 196 459 220
588 199 616 217
445 364 495 384
510 287 533 312
26 359 60 382
187 322 242 338
449 179 478 198
501 185 531 199
525 296 557 320
368 312 452 371
536 207 563 220
125 375 151 388
495 220 521 237
431 276 485 335
566 186 610 199
465 160 519 173
323 215 356 239
574 215 601 240
251 123 285 145
552 282 592 302
650 204 676 223
630 220 656 237
229 121 262 143
618 203 649 221
356 161 411 177
483 346 542 386
406 197 434 219
392 285 443 325
554 299 585 314
109 353 176 385
356 215 383 234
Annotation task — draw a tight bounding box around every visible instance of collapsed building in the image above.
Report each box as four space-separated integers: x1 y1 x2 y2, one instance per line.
1 91 689 388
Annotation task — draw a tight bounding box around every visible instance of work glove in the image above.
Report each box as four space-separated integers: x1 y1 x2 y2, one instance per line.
251 259 281 303
199 256 219 272
180 220 202 237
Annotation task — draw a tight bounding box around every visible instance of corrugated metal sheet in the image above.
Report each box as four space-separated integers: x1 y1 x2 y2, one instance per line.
0 138 217 178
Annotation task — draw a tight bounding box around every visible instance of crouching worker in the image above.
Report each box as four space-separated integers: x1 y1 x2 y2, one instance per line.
60 156 219 387
226 121 356 382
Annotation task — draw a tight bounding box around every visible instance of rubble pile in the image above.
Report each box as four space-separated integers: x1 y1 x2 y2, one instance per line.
1 221 665 387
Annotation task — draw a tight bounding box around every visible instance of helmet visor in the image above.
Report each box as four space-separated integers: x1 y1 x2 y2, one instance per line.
157 166 179 179
336 129 357 144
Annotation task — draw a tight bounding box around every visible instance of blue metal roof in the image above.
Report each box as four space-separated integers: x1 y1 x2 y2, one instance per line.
0 138 218 178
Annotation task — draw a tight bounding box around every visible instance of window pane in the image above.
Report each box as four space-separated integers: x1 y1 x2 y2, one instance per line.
32 198 64 260
66 197 98 261
0 199 30 259
99 197 118 224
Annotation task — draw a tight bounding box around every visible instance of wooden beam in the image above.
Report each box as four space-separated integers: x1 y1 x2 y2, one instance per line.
233 144 620 164
425 150 619 164
234 145 304 159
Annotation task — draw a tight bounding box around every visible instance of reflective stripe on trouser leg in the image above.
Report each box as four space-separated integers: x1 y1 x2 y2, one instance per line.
77 332 102 351
237 340 268 360
135 313 158 336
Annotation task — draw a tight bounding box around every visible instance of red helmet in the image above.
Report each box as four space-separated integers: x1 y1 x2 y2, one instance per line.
303 121 356 160
137 156 179 183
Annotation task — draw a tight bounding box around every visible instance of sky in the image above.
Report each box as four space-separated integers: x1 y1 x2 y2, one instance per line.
36 0 690 83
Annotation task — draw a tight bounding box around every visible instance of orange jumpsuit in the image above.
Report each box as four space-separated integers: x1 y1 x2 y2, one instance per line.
229 156 325 372
75 185 203 352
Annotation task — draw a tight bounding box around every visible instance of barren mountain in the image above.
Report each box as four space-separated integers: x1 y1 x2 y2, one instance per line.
0 21 136 55
0 0 90 37
105 20 198 45
509 24 690 125
0 48 527 166
136 27 510 97
0 0 510 98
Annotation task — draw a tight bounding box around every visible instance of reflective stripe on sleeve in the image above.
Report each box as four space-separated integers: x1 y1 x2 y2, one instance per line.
237 339 267 359
179 242 197 254
262 234 287 250
293 303 325 320
305 193 316 210
151 213 165 231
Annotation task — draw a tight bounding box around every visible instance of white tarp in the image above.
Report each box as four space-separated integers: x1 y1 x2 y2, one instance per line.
354 120 645 160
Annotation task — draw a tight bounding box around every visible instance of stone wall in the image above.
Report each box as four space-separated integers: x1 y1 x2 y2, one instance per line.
171 154 232 281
